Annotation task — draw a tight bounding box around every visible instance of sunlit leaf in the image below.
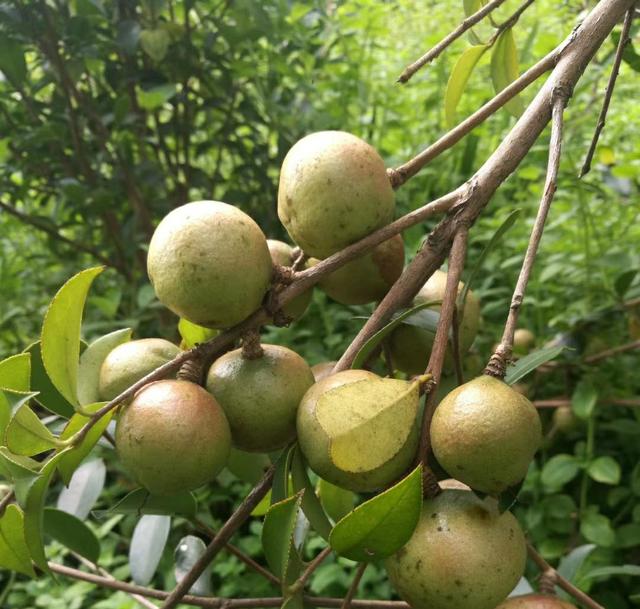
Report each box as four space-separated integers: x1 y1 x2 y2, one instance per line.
0 353 30 391
0 504 35 576
178 319 218 349
490 28 524 117
444 44 488 127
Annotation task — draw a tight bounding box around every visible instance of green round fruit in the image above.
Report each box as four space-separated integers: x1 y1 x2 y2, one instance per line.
311 361 337 381
513 328 536 355
99 338 181 401
389 270 480 375
278 131 395 258
385 489 526 609
267 239 313 320
206 344 314 452
431 375 542 495
147 201 272 328
115 379 231 495
495 594 577 609
297 370 420 492
309 235 404 305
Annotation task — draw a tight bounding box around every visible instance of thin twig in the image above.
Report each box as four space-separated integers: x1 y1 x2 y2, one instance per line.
584 339 640 363
486 87 568 378
341 563 368 609
579 4 636 178
397 0 509 83
418 228 469 466
291 547 333 593
160 467 276 609
450 307 465 385
534 398 640 408
527 544 605 609
487 0 536 47
193 518 280 587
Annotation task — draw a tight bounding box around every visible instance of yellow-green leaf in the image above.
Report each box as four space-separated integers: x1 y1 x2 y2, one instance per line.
58 402 112 485
315 378 419 473
5 391 63 456
329 466 422 562
0 448 39 505
78 328 132 406
0 353 30 391
41 267 104 408
24 448 74 572
444 44 488 127
0 504 36 576
178 318 218 349
317 478 356 524
490 28 524 117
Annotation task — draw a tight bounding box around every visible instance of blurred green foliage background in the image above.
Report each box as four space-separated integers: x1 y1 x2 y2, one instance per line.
1 0 639 607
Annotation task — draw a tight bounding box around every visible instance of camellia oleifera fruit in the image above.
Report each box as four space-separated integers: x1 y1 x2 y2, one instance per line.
115 380 231 495
297 370 420 492
431 375 542 494
309 235 404 305
389 269 480 375
495 595 577 609
278 131 395 258
385 489 526 609
99 338 181 401
267 239 313 320
147 201 272 328
206 344 314 452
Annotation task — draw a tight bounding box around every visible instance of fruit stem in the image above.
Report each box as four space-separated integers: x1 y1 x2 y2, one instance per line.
241 329 264 360
538 569 557 596
177 356 205 385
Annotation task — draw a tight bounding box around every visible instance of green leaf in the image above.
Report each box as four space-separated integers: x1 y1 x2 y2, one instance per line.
43 507 100 562
137 83 178 110
615 524 640 549
557 544 596 582
505 345 566 385
490 28 524 117
92 488 197 519
0 353 31 391
541 454 581 488
351 302 440 369
77 329 132 406
463 0 484 17
272 444 296 505
262 492 304 585
24 448 74 572
614 269 638 297
0 504 36 576
316 378 419 473
580 512 615 547
0 36 27 86
587 456 621 485
226 448 271 485
290 447 332 541
58 402 112 485
139 29 171 62
585 564 640 579
5 391 64 456
329 465 422 562
444 44 488 127
178 319 218 349
612 30 640 72
317 478 356 524
129 515 171 585
572 380 598 420
24 342 75 418
41 267 104 408
459 209 520 305
0 448 39 505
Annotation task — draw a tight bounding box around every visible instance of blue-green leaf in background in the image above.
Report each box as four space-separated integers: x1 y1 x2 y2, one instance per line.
329 465 422 562
41 266 104 408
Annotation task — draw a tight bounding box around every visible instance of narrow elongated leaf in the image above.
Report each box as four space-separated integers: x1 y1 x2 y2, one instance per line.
490 28 524 117
572 380 598 420
351 302 440 369
24 448 74 572
56 459 106 520
505 345 566 385
41 266 104 407
129 514 171 585
93 488 197 519
0 353 30 391
262 492 304 584
57 402 112 485
329 466 422 562
444 44 488 127
24 342 74 418
43 507 100 562
459 209 520 305
0 504 35 576
272 444 296 505
290 447 332 541
316 378 419 473
178 319 218 349
77 329 132 406
585 565 640 579
174 535 212 596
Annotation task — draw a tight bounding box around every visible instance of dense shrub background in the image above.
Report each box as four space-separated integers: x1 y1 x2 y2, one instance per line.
1 1 639 607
